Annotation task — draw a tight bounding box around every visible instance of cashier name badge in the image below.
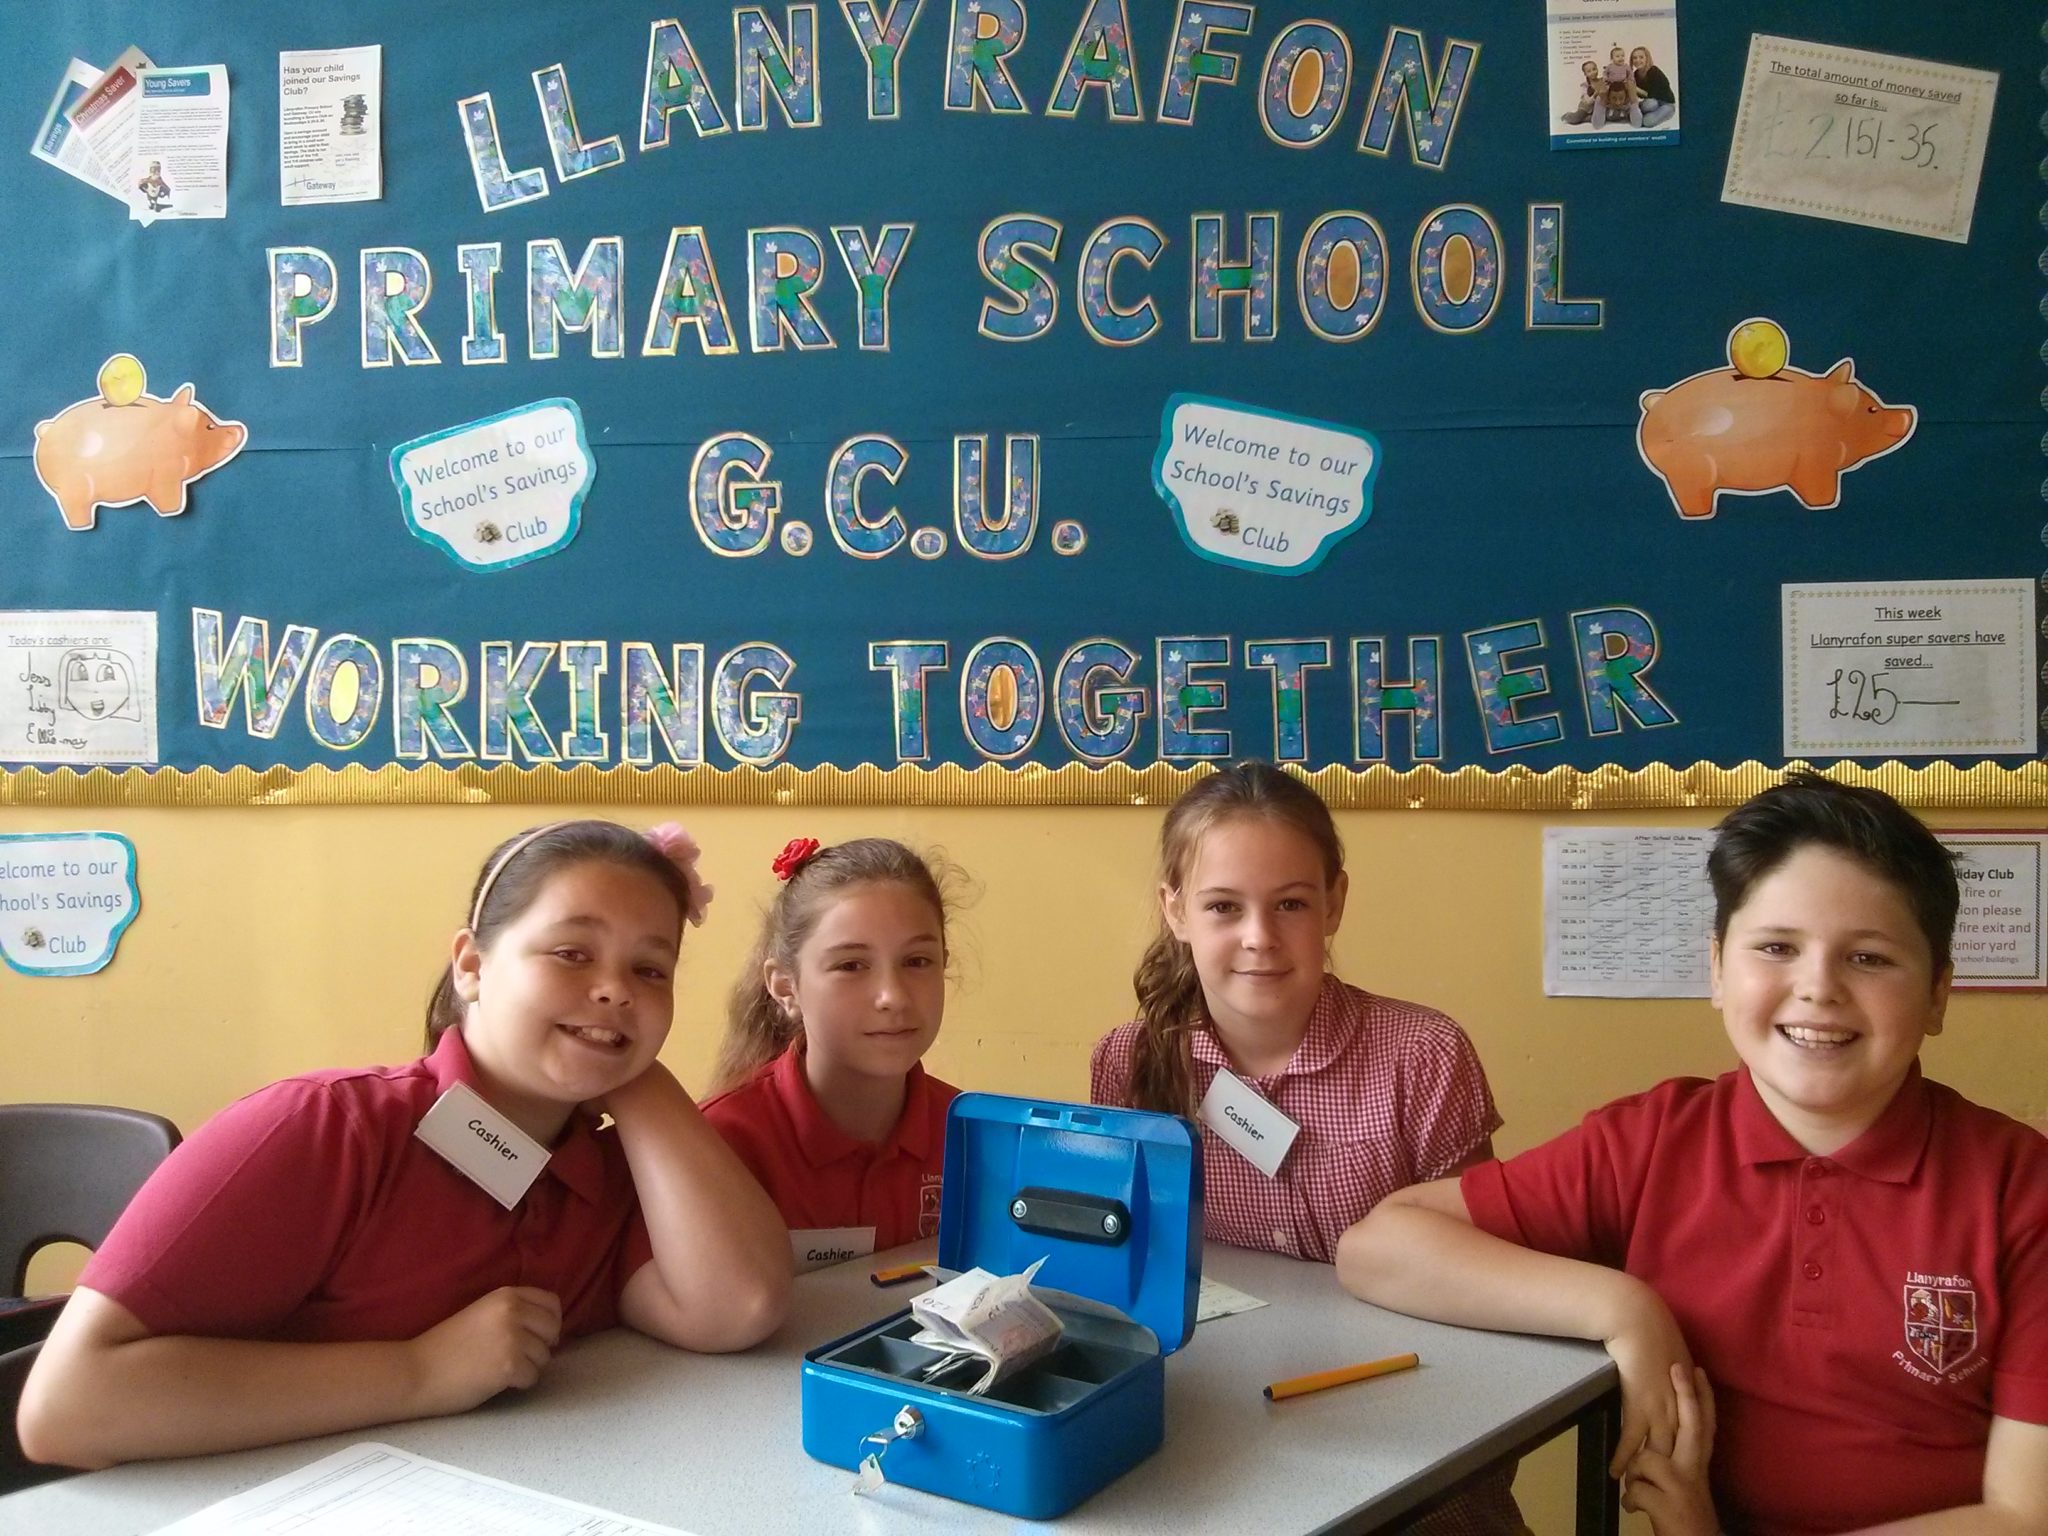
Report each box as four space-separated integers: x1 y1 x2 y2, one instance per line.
415 1082 549 1209
1199 1069 1299 1178
791 1226 877 1273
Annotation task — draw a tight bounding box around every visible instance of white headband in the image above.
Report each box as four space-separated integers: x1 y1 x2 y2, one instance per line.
469 823 563 930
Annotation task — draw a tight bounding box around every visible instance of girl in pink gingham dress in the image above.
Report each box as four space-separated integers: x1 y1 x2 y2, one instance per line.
1090 763 1519 1536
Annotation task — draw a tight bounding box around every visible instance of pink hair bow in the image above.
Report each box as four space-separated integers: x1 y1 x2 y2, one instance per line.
645 822 715 928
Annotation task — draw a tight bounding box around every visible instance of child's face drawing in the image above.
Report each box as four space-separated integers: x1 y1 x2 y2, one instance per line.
1711 845 1949 1152
453 859 681 1138
59 650 135 720
770 881 947 1090
1163 815 1346 1048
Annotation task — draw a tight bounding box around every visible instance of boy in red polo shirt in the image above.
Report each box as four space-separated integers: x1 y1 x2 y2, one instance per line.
1336 775 2048 1534
704 837 960 1262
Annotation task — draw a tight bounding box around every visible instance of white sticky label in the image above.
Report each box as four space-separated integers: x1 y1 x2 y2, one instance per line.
1199 1068 1301 1179
790 1226 877 1273
414 1082 549 1209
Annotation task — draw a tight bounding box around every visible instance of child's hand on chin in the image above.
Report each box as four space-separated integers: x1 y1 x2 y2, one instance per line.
587 1059 680 1121
410 1286 563 1416
1621 1364 1719 1536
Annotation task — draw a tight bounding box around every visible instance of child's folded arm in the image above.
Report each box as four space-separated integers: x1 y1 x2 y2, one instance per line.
607 1062 793 1353
1335 1176 1691 1479
16 1283 558 1469
1336 1177 1644 1336
1844 1415 2048 1535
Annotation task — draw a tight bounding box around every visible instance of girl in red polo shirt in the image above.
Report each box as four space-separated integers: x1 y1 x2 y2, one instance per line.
1089 762 1513 1535
703 837 960 1261
19 820 791 1470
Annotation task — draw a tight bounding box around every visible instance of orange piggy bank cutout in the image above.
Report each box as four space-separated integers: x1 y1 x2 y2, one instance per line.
33 356 247 531
1636 321 1916 520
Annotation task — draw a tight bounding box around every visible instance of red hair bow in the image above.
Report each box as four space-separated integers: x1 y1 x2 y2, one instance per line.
772 837 822 881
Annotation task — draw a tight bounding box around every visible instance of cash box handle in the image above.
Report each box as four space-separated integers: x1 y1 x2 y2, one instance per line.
1009 1186 1131 1245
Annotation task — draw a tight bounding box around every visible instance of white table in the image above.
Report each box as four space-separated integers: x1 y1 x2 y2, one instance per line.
3 1242 1618 1535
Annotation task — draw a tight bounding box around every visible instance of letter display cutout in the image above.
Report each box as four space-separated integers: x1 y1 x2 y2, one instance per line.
1 5 2036 788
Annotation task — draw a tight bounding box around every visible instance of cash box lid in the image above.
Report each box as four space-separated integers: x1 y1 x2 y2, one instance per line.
938 1094 1203 1356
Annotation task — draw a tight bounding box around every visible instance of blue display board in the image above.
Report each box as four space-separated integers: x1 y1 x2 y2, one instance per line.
1 1 2040 799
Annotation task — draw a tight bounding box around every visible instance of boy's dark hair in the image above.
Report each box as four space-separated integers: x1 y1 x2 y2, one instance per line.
1707 771 1959 971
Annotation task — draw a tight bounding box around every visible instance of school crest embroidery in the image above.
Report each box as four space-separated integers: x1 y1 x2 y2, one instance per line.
1902 1280 1978 1376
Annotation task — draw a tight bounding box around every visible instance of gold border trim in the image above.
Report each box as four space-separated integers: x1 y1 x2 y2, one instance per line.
2 761 2044 810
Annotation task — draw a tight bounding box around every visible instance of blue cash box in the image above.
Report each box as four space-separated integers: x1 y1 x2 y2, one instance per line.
801 1093 1203 1518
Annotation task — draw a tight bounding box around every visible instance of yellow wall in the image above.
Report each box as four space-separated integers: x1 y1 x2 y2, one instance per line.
6 800 2044 1529
11 802 2038 1134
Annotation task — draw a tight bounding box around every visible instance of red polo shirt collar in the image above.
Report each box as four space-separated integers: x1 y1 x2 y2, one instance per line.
769 1040 938 1168
429 1026 609 1205
1729 1061 1933 1184
1188 973 1350 1080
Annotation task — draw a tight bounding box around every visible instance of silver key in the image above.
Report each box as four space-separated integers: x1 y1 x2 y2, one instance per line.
852 1406 925 1495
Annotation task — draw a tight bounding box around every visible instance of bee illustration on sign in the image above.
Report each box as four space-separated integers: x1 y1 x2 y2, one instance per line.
32 355 247 531
1637 320 1916 520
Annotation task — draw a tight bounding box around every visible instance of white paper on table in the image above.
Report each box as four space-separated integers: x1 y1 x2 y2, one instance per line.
0 610 158 765
128 64 230 221
1723 34 1998 243
64 46 155 219
30 58 125 200
280 45 382 204
1781 580 2036 759
1543 828 1714 999
148 1441 701 1536
1196 1276 1268 1324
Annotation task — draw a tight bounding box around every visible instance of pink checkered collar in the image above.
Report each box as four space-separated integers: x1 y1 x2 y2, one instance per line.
1187 973 1353 1083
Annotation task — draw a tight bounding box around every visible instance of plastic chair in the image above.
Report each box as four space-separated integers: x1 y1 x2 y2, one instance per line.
3 1339 66 1495
0 1105 179 1492
0 1103 181 1349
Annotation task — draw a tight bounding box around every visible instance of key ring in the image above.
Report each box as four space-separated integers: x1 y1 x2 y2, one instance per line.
860 1405 925 1452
